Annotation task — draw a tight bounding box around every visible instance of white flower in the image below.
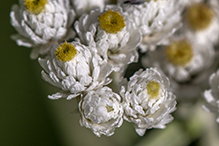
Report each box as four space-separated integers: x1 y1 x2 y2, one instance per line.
203 69 219 123
142 34 216 100
179 0 219 45
74 6 142 72
10 0 76 59
38 41 113 100
142 34 215 82
120 68 177 136
71 0 105 16
120 0 182 52
79 86 123 137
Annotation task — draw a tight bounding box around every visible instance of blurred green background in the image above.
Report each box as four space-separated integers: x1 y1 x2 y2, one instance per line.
1 1 219 146
0 0 62 145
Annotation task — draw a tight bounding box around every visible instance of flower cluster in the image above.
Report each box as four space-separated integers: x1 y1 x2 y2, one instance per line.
10 0 219 137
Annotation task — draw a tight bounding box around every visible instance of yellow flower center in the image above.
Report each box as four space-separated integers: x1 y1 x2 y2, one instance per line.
55 41 77 62
165 39 193 66
185 3 214 31
24 0 48 14
106 105 114 112
146 81 160 99
98 9 126 34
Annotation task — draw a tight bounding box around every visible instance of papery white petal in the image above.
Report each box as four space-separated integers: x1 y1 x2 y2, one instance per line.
203 69 219 123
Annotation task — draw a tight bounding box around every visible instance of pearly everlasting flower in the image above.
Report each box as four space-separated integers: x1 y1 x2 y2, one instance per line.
74 6 142 72
203 69 219 123
142 34 216 99
120 68 177 136
179 0 219 45
79 86 123 137
38 41 113 100
120 0 182 52
10 0 76 59
71 0 105 16
142 34 215 82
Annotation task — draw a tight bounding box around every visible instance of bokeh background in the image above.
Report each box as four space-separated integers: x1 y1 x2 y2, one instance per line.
1 1 219 146
1 0 61 145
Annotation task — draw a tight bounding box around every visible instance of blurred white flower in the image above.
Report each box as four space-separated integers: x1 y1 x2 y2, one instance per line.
79 86 123 137
10 0 76 59
38 41 113 100
142 34 216 100
74 6 142 72
142 34 215 82
120 68 177 136
179 0 219 45
120 0 182 52
71 0 105 16
203 69 219 123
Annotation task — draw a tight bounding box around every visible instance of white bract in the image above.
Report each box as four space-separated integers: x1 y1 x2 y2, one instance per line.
120 68 177 136
120 0 182 52
10 0 76 59
38 41 113 100
74 6 142 72
79 87 123 137
71 0 105 16
203 69 219 123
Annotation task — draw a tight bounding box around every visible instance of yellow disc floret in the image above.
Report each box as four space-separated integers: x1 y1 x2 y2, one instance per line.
24 0 48 14
106 105 114 112
146 81 161 99
185 3 214 31
165 39 193 66
55 41 77 62
98 9 126 34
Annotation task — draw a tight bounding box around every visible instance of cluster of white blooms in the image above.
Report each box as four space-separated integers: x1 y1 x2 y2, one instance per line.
10 0 219 137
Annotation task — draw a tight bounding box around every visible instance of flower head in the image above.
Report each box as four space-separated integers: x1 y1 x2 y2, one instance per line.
120 68 176 136
179 0 219 45
142 34 215 82
38 41 113 100
165 39 193 66
74 6 141 72
79 87 124 137
185 3 214 31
